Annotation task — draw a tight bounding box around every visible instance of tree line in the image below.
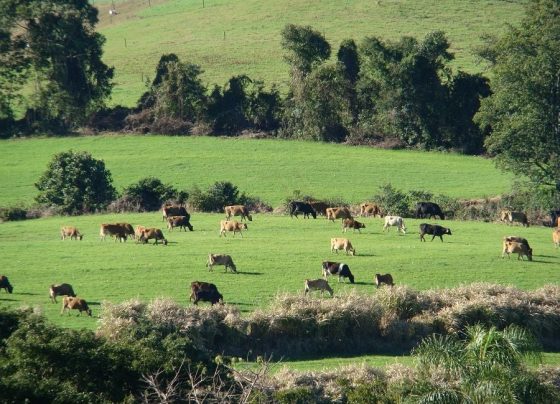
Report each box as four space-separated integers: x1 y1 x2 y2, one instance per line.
1 0 559 194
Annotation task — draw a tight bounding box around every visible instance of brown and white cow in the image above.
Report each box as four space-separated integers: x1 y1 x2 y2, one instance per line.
553 229 560 248
49 283 76 303
360 203 382 217
60 226 83 240
330 238 356 256
383 216 406 234
206 254 237 273
502 239 533 261
219 220 247 237
342 218 366 233
99 223 134 242
167 215 194 231
61 296 92 316
139 228 168 245
375 273 394 288
304 279 334 297
224 205 252 222
134 225 147 240
326 207 353 222
500 209 529 227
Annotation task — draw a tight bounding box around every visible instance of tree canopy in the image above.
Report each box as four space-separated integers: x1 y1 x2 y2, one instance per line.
476 0 560 190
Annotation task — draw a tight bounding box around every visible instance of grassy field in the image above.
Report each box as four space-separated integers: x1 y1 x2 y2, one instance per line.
93 0 528 106
0 135 512 207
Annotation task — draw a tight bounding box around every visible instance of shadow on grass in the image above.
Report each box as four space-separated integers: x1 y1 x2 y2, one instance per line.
0 298 18 302
235 271 263 276
14 292 39 296
353 281 376 286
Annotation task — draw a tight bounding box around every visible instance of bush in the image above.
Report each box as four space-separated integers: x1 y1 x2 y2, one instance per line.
372 183 410 217
188 181 249 212
120 177 187 212
0 206 27 221
35 150 117 215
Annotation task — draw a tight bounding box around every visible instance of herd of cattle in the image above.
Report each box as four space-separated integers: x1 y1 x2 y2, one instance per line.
2 202 560 314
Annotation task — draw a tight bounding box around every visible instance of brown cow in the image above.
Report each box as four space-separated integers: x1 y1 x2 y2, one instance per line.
167 215 194 231
502 239 533 261
309 201 330 216
49 283 76 303
500 209 529 227
304 279 334 297
330 238 356 256
61 296 92 316
134 225 147 240
342 218 366 233
326 207 353 222
139 228 168 245
60 226 83 240
219 220 247 237
360 203 382 217
375 273 394 288
189 281 220 302
162 205 188 222
99 223 134 242
224 205 252 222
553 229 560 248
0 275 13 294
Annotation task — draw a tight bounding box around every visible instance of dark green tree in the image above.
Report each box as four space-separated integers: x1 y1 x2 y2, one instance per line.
281 24 331 76
0 0 113 128
35 150 116 214
121 177 186 212
476 0 560 190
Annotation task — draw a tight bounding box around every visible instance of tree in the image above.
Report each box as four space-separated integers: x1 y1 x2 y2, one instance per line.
35 150 116 214
0 0 114 128
411 325 558 403
121 177 186 212
476 0 560 191
281 24 331 76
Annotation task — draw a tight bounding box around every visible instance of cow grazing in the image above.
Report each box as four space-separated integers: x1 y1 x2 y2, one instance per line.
419 223 452 242
549 210 560 228
322 261 354 283
60 226 83 240
553 229 560 248
167 215 194 231
134 225 147 240
0 275 13 294
190 281 220 302
99 223 134 242
304 279 334 297
326 207 353 222
162 205 188 222
192 286 223 305
330 238 356 256
289 201 317 219
224 205 252 222
375 273 394 288
139 228 168 245
415 202 445 220
219 220 247 237
49 283 76 303
342 218 366 233
61 296 92 316
360 203 382 217
309 201 330 216
383 216 406 234
207 254 237 273
502 240 533 261
500 209 529 227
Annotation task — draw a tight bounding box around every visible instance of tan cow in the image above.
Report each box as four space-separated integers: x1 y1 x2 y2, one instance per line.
224 205 252 222
60 226 83 240
500 209 529 227
552 229 560 248
326 207 353 222
139 228 168 245
219 220 247 237
134 225 147 240
206 254 237 273
61 296 92 316
330 238 356 256
342 218 366 233
99 223 134 242
49 283 76 303
304 279 334 297
502 239 533 261
360 203 382 217
375 273 394 288
383 216 406 234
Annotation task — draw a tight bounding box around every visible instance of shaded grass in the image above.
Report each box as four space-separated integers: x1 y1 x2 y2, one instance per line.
94 0 527 106
0 135 512 207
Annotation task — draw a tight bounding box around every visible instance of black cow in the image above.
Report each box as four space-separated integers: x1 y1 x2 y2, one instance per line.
550 210 560 227
289 201 317 219
0 275 13 294
416 202 445 220
419 223 452 242
193 289 223 305
322 261 355 283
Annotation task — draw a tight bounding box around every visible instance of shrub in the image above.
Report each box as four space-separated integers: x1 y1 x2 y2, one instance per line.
120 177 187 212
372 183 410 217
188 181 249 212
0 206 27 221
35 150 117 215
274 387 318 404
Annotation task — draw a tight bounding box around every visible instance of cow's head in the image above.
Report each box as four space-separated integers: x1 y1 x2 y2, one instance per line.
242 223 248 230
162 239 168 246
6 283 13 294
311 211 317 219
247 214 253 222
445 228 452 236
527 248 533 261
86 308 92 316
78 234 84 240
348 273 355 284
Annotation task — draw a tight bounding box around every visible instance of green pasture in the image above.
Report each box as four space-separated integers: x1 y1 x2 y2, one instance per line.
95 0 528 106
1 211 558 332
0 135 512 207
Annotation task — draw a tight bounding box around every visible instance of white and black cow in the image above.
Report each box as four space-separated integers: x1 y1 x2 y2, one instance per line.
321 261 355 283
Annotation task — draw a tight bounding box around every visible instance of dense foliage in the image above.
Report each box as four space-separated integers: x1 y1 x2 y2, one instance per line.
120 177 187 212
188 181 248 212
35 150 116 214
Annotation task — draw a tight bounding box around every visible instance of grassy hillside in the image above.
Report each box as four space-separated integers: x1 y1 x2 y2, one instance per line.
0 135 512 207
95 0 528 106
